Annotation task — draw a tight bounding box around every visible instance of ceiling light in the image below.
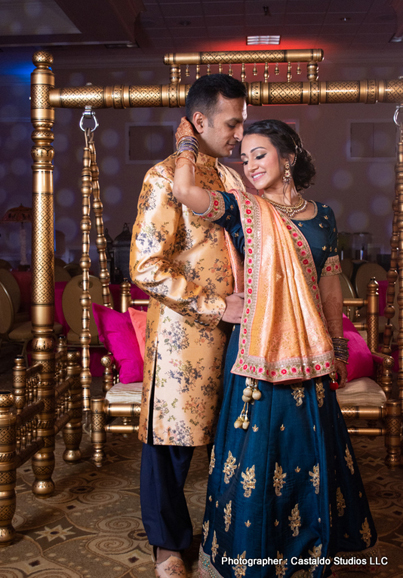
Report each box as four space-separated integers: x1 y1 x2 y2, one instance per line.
247 35 280 45
339 17 351 22
390 34 403 42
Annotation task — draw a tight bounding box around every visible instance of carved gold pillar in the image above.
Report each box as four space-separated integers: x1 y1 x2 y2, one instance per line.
62 351 82 463
396 126 403 415
90 396 107 467
0 392 16 547
30 51 56 497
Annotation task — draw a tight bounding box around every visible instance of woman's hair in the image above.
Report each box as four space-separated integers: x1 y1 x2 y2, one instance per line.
243 119 316 191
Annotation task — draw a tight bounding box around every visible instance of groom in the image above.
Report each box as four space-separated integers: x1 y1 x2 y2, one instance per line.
130 74 247 577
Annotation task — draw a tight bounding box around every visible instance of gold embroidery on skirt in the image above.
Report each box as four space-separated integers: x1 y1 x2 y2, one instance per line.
291 384 305 406
273 462 287 496
275 552 288 577
223 450 237 483
202 520 209 545
315 379 325 407
245 520 251 527
241 465 256 498
360 518 371 547
289 504 301 536
309 464 320 494
224 500 232 532
209 445 215 475
309 544 322 558
345 445 355 474
336 487 346 516
211 531 218 562
234 552 247 578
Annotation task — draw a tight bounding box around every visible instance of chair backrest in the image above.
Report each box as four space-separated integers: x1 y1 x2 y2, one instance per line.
62 274 112 338
54 257 67 267
55 265 72 282
64 262 82 277
340 258 354 280
0 268 21 314
0 258 12 270
0 281 15 335
340 273 357 321
354 263 387 299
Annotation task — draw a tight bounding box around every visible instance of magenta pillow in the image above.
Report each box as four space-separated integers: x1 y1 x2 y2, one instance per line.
342 314 374 382
92 303 144 384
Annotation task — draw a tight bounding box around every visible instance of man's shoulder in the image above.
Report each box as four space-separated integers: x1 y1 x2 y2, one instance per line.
144 154 176 181
217 161 244 183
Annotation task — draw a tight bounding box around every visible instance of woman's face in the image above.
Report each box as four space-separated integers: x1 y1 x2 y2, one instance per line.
240 133 286 193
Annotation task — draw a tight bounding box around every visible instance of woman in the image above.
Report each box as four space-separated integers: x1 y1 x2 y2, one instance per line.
173 118 378 578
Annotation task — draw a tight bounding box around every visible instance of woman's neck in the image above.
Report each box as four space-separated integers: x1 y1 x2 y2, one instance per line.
261 185 298 206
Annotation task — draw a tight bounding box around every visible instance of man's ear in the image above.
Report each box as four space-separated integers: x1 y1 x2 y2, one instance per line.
192 112 206 134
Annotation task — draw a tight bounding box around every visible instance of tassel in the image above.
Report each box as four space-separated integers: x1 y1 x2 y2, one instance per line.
329 371 339 391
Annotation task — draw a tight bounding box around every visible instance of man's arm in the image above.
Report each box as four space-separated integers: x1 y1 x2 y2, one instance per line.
130 165 233 329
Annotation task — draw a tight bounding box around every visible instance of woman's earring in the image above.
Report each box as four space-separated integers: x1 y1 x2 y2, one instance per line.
283 161 291 184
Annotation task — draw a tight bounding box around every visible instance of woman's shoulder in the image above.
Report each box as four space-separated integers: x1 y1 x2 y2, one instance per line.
312 201 336 219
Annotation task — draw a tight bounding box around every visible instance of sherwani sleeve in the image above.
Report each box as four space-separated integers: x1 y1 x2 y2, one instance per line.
130 165 227 329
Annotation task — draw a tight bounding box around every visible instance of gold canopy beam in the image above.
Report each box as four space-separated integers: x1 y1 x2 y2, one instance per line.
163 49 324 65
48 79 403 109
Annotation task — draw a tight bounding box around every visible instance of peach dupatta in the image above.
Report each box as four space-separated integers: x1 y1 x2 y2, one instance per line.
227 189 335 384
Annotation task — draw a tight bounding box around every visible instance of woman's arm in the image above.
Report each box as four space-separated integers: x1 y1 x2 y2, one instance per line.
319 274 348 388
173 157 211 213
172 117 211 213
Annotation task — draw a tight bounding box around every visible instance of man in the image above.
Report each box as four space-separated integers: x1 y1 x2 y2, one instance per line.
130 74 247 577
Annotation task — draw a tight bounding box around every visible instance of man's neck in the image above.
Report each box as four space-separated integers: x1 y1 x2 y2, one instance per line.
197 136 216 159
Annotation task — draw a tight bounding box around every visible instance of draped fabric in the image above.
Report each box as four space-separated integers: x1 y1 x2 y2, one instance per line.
230 190 335 384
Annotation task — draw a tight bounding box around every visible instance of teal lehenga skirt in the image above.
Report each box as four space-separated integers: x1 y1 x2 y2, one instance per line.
199 325 378 578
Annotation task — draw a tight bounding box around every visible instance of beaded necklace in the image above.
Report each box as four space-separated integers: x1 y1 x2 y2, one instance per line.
262 192 308 218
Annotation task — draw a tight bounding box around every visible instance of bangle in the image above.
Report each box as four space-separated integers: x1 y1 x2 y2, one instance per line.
332 336 349 364
177 136 199 162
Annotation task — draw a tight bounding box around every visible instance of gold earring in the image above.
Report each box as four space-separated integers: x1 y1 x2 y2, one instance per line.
283 161 291 184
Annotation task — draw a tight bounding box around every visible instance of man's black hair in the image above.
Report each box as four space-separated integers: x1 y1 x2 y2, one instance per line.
185 74 246 121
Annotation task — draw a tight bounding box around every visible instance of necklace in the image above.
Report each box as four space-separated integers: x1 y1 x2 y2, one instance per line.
262 192 308 218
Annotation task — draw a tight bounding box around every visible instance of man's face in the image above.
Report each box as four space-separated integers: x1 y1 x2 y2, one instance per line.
197 95 247 158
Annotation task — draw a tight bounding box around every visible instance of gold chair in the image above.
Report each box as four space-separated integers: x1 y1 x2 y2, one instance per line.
0 268 30 323
0 339 82 547
64 262 82 277
339 272 358 321
91 283 147 466
0 281 63 364
340 258 354 280
354 262 387 299
339 279 401 467
62 274 113 346
54 264 71 282
0 258 12 270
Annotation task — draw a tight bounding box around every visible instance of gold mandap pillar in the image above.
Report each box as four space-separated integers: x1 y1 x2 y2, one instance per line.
30 51 57 497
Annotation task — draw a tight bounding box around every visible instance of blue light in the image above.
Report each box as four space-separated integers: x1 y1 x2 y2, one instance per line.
0 61 36 80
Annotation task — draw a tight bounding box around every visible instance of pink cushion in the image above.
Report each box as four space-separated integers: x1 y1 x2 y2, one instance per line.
92 303 143 384
128 308 147 361
342 314 374 382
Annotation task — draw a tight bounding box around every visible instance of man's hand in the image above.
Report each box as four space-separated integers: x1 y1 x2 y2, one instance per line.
222 292 244 323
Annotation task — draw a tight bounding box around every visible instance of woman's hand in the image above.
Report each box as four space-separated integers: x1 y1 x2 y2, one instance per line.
175 117 195 146
334 359 347 389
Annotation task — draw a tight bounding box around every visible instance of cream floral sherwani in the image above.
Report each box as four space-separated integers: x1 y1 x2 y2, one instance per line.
130 152 244 446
